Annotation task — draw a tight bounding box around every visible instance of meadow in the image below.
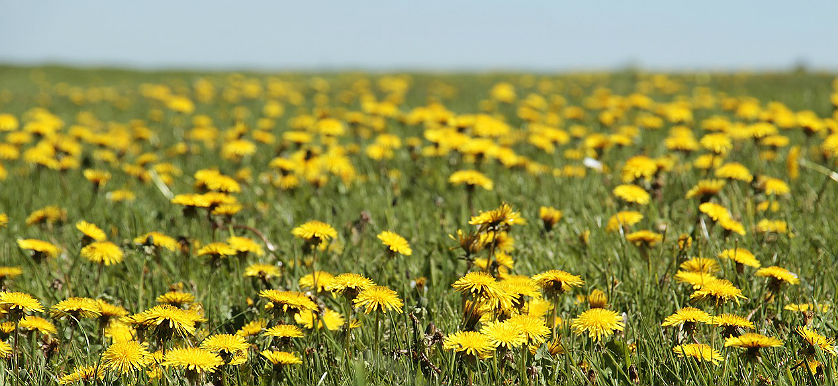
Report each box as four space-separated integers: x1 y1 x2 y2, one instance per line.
0 65 836 385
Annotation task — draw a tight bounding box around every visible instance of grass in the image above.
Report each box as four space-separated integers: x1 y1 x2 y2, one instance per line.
0 64 836 385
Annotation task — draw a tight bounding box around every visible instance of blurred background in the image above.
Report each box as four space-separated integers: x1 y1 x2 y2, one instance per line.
1 0 837 72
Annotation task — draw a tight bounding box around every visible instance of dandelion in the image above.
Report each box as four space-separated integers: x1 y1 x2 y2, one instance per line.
532 270 584 298
51 297 102 319
468 203 526 232
0 291 44 320
661 307 712 333
291 220 337 246
162 347 223 381
295 308 345 331
299 271 334 293
571 308 625 342
353 285 403 314
102 340 150 374
673 343 723 364
19 316 57 335
452 271 508 303
538 206 563 232
679 257 719 273
690 279 746 305
449 170 494 190
685 179 726 201
613 184 651 205
724 333 783 359
259 290 316 318
0 266 23 284
377 231 412 256
75 220 107 243
156 291 196 307
0 340 10 358
625 230 662 247
507 314 551 345
134 231 178 251
443 331 495 359
316 276 366 299
606 211 643 232
261 350 302 365
81 241 124 266
236 319 267 338
795 327 836 357
201 334 249 364
16 238 60 263
245 263 281 279
481 320 526 349
196 242 236 260
227 236 265 257
58 365 104 385
718 248 761 271
711 314 754 337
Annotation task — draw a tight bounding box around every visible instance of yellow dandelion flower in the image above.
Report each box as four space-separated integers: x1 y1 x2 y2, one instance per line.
58 365 104 385
715 162 753 182
162 347 223 374
295 308 344 331
81 241 124 266
685 179 726 200
661 307 711 327
133 231 178 251
507 314 551 345
201 334 249 362
0 291 44 316
679 257 720 273
197 242 236 258
51 297 102 319
0 266 23 280
532 269 584 298
353 285 403 314
690 279 746 305
236 319 267 338
259 290 316 314
613 184 651 205
299 271 334 292
481 320 526 349
796 327 836 356
756 266 799 285
443 331 495 359
19 315 57 335
725 333 783 356
673 343 723 364
606 211 644 232
377 231 412 256
625 230 663 247
468 203 526 230
448 170 493 191
16 238 60 260
261 350 302 365
291 220 337 244
227 236 265 256
156 291 196 307
718 248 760 268
538 206 563 231
571 308 625 341
102 340 150 374
75 220 106 242
244 263 281 279
326 273 375 298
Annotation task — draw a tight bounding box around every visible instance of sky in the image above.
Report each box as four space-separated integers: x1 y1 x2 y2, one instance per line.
1 1 836 72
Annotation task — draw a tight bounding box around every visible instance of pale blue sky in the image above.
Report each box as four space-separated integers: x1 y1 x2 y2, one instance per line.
1 1 836 71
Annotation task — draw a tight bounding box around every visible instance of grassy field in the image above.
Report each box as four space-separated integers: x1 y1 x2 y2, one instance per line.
0 65 836 385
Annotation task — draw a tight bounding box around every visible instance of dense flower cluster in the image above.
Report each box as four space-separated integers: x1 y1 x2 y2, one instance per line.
0 70 835 385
